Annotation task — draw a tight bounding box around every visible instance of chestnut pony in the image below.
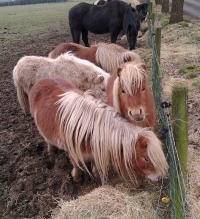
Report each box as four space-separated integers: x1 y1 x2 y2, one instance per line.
107 62 156 130
13 52 109 114
29 78 168 184
48 42 142 73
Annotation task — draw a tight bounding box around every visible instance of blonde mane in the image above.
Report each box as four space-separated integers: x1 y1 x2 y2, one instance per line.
112 62 147 113
95 43 142 73
56 90 167 184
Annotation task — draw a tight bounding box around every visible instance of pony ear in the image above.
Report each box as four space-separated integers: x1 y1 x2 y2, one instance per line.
117 68 122 77
136 4 142 11
96 75 104 84
138 63 147 71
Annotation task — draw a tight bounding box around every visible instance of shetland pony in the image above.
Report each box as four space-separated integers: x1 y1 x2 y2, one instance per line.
29 78 168 184
13 52 109 114
48 42 142 73
68 1 140 50
107 62 156 130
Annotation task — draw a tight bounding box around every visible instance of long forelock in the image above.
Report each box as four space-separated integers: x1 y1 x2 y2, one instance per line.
139 130 168 176
120 63 146 95
112 77 121 114
55 90 142 184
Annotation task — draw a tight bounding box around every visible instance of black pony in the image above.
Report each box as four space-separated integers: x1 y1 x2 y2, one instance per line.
68 1 140 50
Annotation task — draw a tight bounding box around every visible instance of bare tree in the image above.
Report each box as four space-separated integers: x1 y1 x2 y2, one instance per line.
155 0 163 5
169 0 184 23
162 0 169 13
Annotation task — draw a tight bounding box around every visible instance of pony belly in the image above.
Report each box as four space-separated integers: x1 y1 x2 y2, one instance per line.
84 24 109 34
83 17 110 34
37 124 66 151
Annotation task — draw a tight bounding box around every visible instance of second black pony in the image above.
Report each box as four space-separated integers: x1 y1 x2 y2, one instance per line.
68 1 140 50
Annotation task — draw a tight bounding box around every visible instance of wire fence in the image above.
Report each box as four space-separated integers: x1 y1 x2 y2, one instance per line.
146 4 193 219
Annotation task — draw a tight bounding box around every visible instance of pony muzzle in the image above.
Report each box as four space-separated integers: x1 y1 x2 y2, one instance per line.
128 108 145 122
146 173 162 182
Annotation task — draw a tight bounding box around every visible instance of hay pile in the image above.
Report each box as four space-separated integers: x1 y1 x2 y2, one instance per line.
51 185 157 219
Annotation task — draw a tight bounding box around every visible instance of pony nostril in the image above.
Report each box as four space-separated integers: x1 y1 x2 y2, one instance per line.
140 109 142 115
129 110 134 117
101 88 105 91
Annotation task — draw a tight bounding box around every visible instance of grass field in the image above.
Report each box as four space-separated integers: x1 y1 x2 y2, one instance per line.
0 0 94 46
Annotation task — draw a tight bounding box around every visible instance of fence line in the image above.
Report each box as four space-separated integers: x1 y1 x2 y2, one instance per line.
146 2 193 218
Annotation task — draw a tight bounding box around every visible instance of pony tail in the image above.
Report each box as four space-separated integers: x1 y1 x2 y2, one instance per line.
13 66 30 114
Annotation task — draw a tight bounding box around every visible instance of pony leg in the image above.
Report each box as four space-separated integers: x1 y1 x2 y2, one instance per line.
71 165 83 183
71 28 81 44
110 29 121 43
69 156 83 182
91 162 99 179
81 27 89 47
47 143 58 154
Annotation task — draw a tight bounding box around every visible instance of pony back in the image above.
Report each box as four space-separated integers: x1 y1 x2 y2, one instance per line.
13 52 109 114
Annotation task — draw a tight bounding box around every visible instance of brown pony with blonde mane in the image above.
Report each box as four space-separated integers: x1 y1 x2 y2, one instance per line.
107 62 156 130
29 78 168 184
13 52 109 114
48 42 142 73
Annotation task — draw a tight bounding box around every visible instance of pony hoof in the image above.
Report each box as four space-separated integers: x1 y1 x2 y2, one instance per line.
72 176 83 183
47 145 58 155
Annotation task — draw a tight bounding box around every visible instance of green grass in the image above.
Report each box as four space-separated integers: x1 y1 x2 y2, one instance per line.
0 0 93 46
179 67 187 74
178 64 199 78
162 19 169 28
186 72 197 79
192 78 200 88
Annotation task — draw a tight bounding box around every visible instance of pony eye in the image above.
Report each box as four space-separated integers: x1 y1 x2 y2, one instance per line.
121 89 125 93
142 87 145 91
144 158 149 162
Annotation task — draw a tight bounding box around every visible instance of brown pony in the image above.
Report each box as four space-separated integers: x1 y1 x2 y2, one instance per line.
29 78 168 185
107 62 156 130
48 42 142 73
13 52 109 114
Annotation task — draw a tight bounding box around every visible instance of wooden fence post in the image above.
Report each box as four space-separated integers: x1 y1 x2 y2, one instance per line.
171 84 188 218
155 28 161 61
154 28 161 84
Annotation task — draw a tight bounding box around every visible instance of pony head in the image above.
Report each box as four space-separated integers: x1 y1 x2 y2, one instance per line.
113 62 149 123
123 4 140 50
132 130 168 181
